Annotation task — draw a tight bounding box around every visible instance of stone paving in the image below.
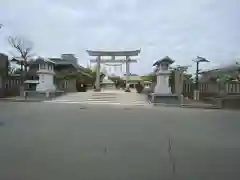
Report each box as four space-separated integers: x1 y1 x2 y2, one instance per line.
0 89 220 109
45 90 150 106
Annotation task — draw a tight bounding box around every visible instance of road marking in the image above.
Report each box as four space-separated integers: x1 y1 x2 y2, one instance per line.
44 100 148 106
49 100 74 102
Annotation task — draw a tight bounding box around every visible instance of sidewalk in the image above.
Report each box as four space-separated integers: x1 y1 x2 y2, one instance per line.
0 96 45 102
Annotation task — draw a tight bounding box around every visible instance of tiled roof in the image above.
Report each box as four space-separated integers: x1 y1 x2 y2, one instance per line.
28 57 92 77
49 58 87 72
34 57 55 64
153 56 174 66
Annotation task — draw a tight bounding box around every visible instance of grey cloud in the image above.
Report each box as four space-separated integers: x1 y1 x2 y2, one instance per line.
0 0 240 73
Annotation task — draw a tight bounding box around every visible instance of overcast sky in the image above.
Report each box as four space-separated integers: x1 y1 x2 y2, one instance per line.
0 0 239 74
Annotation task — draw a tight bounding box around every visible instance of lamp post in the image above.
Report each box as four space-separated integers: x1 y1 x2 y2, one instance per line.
193 56 209 90
192 56 209 100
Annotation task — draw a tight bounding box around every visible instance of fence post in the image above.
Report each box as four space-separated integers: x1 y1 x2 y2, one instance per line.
180 94 184 105
193 90 200 100
24 91 27 100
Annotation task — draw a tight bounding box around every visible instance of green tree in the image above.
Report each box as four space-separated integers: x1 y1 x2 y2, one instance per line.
108 76 121 83
141 73 155 82
56 70 95 84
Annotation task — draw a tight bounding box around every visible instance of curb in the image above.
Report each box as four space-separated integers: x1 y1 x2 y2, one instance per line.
151 102 221 109
0 98 45 102
152 103 181 108
181 104 221 109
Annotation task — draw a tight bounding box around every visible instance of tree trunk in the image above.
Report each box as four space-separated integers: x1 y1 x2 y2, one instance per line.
20 62 24 84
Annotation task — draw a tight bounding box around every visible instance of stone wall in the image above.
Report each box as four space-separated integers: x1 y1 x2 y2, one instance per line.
0 53 9 97
221 96 240 109
0 53 8 71
56 79 77 92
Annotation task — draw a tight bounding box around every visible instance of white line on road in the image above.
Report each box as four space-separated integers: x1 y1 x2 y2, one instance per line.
44 100 147 106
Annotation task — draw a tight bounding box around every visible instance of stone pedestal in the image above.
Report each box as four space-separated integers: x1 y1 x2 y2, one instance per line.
154 71 171 94
150 93 179 104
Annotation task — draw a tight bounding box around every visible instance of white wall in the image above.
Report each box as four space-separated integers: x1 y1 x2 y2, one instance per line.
36 73 56 91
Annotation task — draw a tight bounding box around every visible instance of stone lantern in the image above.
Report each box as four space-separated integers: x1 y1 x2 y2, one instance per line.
150 56 179 104
153 56 174 94
35 57 56 92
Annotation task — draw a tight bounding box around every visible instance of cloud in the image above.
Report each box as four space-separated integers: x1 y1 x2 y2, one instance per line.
0 0 240 74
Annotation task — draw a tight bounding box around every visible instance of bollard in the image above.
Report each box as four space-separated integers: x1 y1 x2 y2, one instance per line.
193 90 200 100
151 94 155 103
24 91 27 100
180 94 184 105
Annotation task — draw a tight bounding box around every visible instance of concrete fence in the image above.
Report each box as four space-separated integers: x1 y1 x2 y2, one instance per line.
183 82 240 99
0 78 23 97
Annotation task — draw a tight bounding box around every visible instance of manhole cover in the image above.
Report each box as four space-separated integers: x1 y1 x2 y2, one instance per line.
80 106 87 110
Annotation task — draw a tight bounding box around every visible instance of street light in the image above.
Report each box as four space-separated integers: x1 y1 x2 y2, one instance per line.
193 56 209 90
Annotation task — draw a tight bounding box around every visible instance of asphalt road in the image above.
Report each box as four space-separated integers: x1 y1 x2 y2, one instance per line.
0 102 240 180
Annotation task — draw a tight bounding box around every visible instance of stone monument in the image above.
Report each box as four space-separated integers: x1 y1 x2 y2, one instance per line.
23 57 64 99
101 76 115 89
150 56 179 104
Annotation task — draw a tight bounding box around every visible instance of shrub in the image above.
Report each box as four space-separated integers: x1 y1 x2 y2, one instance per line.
135 82 144 93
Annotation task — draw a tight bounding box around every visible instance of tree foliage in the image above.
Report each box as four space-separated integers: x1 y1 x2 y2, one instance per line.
135 82 144 93
55 70 95 84
108 76 121 83
141 73 155 82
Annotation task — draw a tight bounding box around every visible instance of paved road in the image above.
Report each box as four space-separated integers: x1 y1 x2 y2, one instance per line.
0 102 240 180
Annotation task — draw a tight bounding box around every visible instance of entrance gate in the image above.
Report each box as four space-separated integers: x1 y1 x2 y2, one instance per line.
86 50 140 91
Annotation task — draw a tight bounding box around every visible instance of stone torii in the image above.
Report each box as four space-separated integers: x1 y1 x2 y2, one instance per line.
86 50 140 91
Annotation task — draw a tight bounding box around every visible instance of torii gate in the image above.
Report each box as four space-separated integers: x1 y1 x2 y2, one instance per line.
86 50 140 91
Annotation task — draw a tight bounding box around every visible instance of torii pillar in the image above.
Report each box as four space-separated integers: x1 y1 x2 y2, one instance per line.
125 56 130 89
95 56 101 91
